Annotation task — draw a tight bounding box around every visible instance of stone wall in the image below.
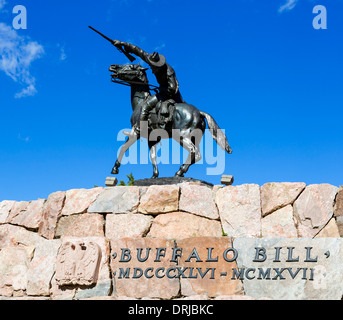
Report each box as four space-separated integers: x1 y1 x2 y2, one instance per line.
0 182 342 300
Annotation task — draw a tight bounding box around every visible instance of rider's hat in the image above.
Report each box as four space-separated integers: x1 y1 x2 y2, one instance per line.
147 52 166 68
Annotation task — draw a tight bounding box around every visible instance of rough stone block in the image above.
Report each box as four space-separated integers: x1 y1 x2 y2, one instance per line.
38 191 66 239
216 184 262 238
7 199 45 230
88 187 139 214
26 239 61 296
0 200 16 224
334 188 343 217
261 205 298 238
147 212 223 239
0 246 34 296
336 216 343 237
179 183 219 220
61 188 104 216
315 218 340 238
55 213 105 238
293 184 338 237
138 185 179 215
261 182 306 216
105 213 153 240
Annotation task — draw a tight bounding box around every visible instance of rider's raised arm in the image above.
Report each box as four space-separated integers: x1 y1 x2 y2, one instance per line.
116 41 150 64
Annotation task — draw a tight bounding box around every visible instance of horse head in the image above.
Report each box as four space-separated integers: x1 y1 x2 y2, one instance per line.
109 64 149 84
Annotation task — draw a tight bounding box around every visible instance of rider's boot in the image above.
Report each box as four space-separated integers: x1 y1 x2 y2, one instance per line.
141 95 159 121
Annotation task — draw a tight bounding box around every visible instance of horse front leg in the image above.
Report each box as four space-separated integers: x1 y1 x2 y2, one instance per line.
111 130 139 175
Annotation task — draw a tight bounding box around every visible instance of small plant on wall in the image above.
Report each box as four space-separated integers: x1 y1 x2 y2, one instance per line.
118 173 135 186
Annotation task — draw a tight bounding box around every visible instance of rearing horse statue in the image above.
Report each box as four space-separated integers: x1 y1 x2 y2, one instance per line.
110 64 232 178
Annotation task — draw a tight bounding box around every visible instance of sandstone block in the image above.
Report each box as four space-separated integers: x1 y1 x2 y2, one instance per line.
315 218 340 238
105 213 153 240
0 224 45 248
261 205 298 238
147 212 222 239
88 187 139 214
55 213 105 238
261 182 306 216
336 216 343 237
138 185 179 215
179 184 219 220
0 246 34 296
0 224 61 297
61 188 104 216
7 199 45 230
38 191 66 239
293 184 338 237
26 239 61 296
0 201 16 224
216 184 262 238
334 188 343 217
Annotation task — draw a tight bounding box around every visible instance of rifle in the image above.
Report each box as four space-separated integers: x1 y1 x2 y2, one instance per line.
89 26 136 63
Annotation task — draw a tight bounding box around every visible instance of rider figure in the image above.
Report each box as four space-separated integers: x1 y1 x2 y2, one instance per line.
113 41 184 132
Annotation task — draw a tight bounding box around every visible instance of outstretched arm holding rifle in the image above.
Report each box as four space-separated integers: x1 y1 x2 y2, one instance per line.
89 26 136 62
111 40 152 66
89 26 183 134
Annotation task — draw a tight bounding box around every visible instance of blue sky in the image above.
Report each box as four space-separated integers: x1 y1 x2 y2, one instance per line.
0 0 342 201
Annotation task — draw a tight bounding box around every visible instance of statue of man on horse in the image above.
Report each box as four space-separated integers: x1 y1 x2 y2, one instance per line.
89 26 232 178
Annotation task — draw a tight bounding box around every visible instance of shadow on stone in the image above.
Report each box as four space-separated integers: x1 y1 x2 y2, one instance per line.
133 177 213 187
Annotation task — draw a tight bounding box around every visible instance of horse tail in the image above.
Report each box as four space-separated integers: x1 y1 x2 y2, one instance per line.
200 111 232 154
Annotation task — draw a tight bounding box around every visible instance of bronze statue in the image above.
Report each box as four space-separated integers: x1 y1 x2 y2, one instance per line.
89 26 232 178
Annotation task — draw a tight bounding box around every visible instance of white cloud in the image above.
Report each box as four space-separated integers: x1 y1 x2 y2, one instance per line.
60 47 67 61
278 0 299 13
0 22 44 98
18 133 30 142
0 0 6 10
154 43 166 52
57 43 67 61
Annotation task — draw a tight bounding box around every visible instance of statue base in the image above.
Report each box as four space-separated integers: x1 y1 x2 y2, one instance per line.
133 177 213 187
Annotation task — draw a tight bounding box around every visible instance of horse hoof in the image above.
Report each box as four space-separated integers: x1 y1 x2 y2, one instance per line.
111 167 119 175
175 172 184 178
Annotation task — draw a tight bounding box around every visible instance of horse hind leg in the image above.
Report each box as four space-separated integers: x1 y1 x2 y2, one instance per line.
148 140 159 179
175 136 202 177
111 130 139 175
